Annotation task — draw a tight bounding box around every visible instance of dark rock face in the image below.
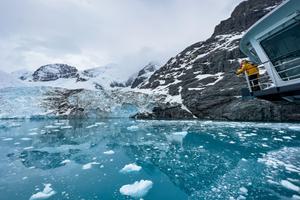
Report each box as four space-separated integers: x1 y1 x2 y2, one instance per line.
212 0 282 36
131 62 158 88
132 105 194 120
137 0 298 122
33 64 78 81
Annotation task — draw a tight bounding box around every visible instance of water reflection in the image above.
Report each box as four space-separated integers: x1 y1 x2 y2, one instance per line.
0 119 300 199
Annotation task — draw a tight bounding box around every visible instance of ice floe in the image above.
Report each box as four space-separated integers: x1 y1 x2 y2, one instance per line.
2 138 13 141
29 184 56 200
127 125 139 131
166 131 188 143
281 180 300 192
21 137 32 141
103 150 115 155
82 162 100 170
119 180 153 198
120 163 142 173
60 159 71 164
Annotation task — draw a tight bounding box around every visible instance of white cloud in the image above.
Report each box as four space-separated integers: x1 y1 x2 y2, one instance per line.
0 0 243 76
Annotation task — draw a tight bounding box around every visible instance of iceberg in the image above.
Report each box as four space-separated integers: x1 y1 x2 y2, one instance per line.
119 180 153 198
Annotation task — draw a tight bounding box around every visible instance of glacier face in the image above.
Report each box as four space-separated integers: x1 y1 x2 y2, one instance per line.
0 86 159 119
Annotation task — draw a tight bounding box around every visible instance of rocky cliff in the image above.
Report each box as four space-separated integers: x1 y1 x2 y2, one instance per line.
134 0 300 122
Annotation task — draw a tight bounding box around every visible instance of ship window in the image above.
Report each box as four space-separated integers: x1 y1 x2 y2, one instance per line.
260 21 300 81
248 43 261 64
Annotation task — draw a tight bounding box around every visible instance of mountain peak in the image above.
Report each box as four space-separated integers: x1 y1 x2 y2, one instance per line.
32 64 78 82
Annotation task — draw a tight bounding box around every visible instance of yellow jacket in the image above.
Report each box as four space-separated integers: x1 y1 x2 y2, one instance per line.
236 62 259 76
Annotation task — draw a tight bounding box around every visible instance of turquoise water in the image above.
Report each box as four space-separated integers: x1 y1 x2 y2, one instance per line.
0 119 299 200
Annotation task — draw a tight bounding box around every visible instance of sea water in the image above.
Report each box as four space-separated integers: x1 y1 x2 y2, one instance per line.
0 119 299 200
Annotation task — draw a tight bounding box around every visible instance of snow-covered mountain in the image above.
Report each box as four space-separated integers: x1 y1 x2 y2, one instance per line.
0 63 162 119
130 62 158 88
133 0 300 121
10 63 133 91
0 70 25 89
11 69 32 81
32 64 78 81
2 0 300 121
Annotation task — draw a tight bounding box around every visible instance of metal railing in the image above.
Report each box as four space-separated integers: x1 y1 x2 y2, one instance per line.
274 57 300 81
244 65 274 93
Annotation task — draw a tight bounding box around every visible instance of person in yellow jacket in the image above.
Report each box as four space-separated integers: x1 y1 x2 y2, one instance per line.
236 60 260 91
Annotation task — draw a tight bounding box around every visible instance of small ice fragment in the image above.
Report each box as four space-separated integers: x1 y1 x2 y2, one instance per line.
103 150 115 155
45 125 59 129
293 195 300 200
289 126 300 131
22 176 28 180
281 180 300 192
239 187 248 194
21 137 32 141
86 124 98 129
28 132 38 136
29 183 56 200
82 162 99 170
120 180 153 198
2 138 13 141
61 126 72 129
120 163 142 173
60 160 71 164
24 146 34 150
127 125 139 131
282 136 292 140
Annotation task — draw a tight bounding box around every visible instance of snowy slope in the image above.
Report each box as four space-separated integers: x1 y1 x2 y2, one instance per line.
11 69 33 80
0 70 25 89
12 64 132 91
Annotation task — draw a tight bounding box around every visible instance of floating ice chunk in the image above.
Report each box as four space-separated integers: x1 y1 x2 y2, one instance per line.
82 162 100 170
95 122 105 126
54 122 65 126
120 163 142 173
239 187 248 194
293 195 300 200
60 125 72 129
283 136 292 140
281 180 300 192
21 137 32 141
28 132 38 136
24 146 34 150
127 125 139 131
2 138 13 141
167 131 188 143
61 159 71 164
120 180 153 198
289 126 300 131
45 125 59 129
103 150 115 155
29 183 56 200
86 124 98 129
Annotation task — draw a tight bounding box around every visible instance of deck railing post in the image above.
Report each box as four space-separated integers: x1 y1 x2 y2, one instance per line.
245 72 252 93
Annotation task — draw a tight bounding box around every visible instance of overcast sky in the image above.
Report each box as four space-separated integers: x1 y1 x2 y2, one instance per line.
0 0 243 76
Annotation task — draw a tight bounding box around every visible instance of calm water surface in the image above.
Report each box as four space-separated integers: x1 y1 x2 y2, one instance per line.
0 119 299 200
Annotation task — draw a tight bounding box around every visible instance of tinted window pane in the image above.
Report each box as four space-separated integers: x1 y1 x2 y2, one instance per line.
261 21 300 81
